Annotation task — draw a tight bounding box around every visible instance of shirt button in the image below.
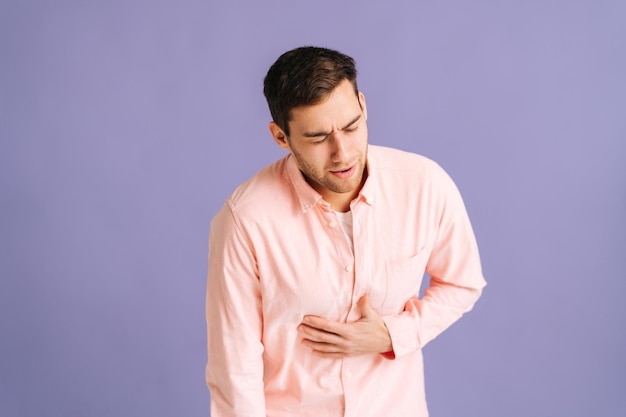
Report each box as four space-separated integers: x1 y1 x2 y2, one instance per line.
346 370 353 378
328 221 336 228
345 265 353 272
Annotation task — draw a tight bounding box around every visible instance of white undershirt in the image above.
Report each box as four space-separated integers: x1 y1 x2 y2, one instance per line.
334 210 354 251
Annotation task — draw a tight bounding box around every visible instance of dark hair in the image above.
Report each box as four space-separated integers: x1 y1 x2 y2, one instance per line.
263 46 359 136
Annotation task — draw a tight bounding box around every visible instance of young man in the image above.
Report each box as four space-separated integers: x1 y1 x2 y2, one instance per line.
206 46 486 417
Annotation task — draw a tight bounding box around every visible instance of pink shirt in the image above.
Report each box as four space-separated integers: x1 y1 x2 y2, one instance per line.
206 145 486 417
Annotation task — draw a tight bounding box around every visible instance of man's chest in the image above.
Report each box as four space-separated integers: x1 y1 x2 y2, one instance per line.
249 204 435 321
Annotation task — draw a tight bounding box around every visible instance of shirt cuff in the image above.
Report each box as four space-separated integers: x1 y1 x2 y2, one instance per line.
381 314 420 359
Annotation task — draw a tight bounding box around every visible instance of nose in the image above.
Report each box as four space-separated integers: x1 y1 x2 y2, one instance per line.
329 132 349 162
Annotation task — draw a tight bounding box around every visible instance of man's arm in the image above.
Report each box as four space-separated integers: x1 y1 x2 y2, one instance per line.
206 202 266 416
382 166 486 358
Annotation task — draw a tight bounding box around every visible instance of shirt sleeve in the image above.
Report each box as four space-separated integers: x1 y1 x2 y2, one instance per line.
382 166 487 358
206 201 266 416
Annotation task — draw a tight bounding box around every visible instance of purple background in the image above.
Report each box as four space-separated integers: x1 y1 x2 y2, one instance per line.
1 1 625 416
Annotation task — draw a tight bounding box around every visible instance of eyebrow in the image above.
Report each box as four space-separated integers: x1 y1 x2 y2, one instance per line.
302 115 362 138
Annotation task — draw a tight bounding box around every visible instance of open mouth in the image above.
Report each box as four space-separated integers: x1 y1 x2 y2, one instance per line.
330 165 355 179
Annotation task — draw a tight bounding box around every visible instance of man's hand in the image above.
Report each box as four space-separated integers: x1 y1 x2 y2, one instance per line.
297 294 393 358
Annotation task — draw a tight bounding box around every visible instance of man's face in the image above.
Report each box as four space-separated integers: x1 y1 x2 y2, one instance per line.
270 79 368 211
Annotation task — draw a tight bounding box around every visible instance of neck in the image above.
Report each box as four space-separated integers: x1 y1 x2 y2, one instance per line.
328 196 353 213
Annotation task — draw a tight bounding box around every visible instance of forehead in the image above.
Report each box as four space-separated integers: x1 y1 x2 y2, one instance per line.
288 80 361 134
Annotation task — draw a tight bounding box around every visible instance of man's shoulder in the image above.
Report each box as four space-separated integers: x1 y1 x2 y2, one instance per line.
369 144 442 175
224 155 293 212
367 145 461 208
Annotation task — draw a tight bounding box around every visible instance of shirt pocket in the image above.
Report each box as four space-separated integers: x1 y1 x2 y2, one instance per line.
381 248 430 313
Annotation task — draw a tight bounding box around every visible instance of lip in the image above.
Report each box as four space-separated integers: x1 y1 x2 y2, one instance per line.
330 164 356 179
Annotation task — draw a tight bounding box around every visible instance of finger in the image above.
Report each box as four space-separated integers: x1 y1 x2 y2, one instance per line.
357 294 374 318
301 339 345 353
298 323 344 345
301 315 343 334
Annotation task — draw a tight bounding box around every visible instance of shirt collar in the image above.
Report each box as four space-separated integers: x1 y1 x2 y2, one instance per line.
285 148 378 213
358 147 377 206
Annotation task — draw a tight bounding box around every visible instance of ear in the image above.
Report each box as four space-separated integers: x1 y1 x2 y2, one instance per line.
269 122 290 151
358 91 368 120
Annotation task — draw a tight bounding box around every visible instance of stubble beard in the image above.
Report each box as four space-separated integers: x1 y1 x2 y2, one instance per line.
291 147 367 196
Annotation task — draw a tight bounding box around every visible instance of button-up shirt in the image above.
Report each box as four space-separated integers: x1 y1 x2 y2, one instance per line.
206 145 486 417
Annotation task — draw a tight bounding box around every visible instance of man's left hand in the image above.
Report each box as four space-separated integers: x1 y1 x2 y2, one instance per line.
297 294 393 358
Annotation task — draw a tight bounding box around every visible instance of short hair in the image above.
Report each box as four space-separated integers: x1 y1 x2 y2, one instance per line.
263 46 359 137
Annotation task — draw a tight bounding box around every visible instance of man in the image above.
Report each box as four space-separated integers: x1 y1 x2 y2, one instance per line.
206 46 486 417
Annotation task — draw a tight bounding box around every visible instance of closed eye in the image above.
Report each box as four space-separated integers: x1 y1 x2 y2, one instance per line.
312 136 329 144
302 114 362 142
